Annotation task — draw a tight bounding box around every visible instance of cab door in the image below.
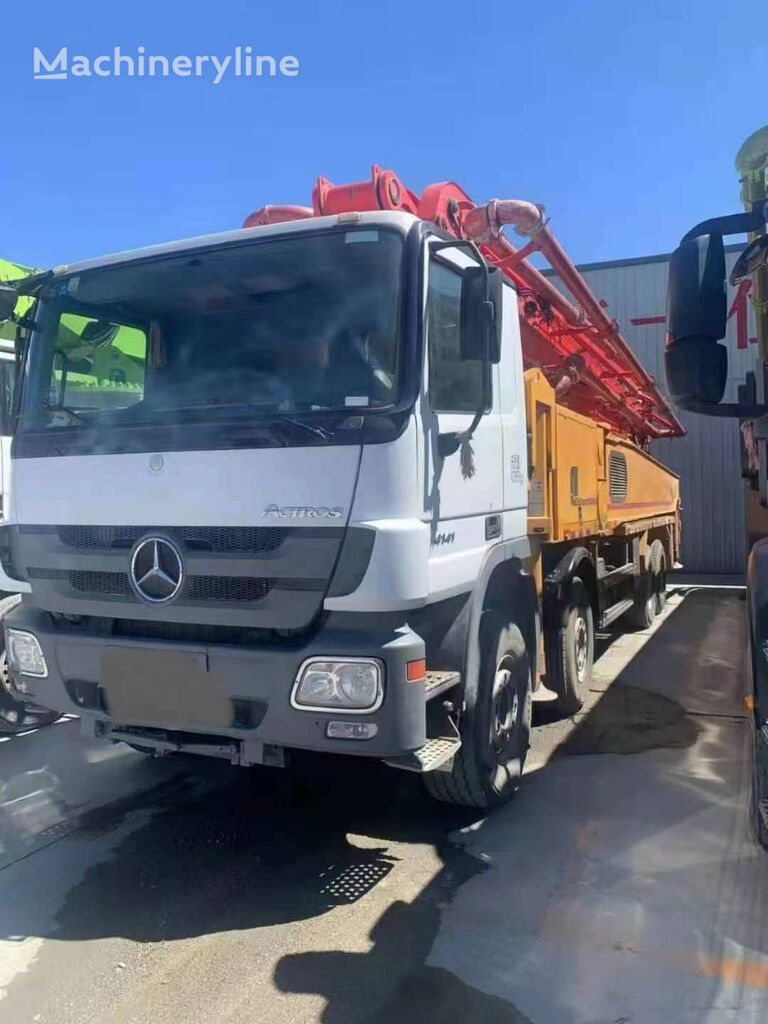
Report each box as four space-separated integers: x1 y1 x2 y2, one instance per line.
422 247 504 591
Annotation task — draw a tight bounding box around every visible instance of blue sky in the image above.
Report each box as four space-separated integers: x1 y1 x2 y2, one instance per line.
1 0 766 269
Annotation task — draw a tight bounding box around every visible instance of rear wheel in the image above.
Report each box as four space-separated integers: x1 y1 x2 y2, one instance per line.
650 540 667 614
423 611 532 808
0 649 61 734
627 539 667 629
551 577 594 715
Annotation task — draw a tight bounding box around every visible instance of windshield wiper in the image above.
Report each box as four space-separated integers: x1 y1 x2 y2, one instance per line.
155 399 335 442
229 412 333 443
269 414 333 442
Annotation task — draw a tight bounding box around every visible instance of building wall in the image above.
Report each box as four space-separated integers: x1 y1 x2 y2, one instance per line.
550 249 753 575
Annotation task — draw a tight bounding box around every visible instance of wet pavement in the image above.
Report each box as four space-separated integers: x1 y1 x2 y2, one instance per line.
0 586 765 1023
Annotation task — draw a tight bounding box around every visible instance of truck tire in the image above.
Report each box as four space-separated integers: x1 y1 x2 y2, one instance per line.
423 611 532 809
627 539 666 629
650 539 667 614
551 577 594 715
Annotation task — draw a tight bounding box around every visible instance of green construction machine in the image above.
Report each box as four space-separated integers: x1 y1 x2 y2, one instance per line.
0 256 62 732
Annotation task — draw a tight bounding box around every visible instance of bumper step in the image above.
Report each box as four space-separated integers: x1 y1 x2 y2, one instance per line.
383 704 461 773
383 735 461 773
425 670 461 700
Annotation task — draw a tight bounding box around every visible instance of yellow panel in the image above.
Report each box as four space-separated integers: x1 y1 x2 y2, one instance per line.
604 438 680 530
524 369 680 543
554 405 603 539
524 370 554 538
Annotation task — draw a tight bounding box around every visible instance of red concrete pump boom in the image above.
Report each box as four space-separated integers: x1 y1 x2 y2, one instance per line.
244 165 685 443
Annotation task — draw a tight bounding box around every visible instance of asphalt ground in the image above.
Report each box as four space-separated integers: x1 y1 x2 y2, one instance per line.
0 586 764 1023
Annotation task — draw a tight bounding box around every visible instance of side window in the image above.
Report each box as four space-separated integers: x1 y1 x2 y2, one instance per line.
48 314 147 414
0 360 14 434
427 261 485 413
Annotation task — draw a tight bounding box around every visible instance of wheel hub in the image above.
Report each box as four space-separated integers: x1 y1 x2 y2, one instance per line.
574 615 589 681
492 665 519 758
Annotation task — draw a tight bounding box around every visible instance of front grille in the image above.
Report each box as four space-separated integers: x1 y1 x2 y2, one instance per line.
188 576 275 603
111 619 271 644
19 522 339 630
57 525 285 554
68 569 275 604
71 570 132 596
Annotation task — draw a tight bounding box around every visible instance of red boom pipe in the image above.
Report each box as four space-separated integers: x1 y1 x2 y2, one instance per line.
243 205 313 229
464 196 680 436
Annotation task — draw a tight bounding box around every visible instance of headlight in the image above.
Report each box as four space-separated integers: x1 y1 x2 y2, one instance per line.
6 629 48 678
292 659 383 712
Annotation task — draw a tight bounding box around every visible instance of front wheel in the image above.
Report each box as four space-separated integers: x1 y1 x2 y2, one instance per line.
0 650 61 734
423 611 532 808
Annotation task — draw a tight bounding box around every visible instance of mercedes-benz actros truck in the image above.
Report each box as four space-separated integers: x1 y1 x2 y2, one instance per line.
0 167 683 805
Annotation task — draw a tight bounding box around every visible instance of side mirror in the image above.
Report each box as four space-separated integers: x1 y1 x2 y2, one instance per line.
460 265 502 363
665 234 727 406
730 234 768 286
0 285 18 324
487 267 503 364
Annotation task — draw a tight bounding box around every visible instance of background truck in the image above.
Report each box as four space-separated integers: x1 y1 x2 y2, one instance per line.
0 256 60 733
665 125 768 844
0 168 683 806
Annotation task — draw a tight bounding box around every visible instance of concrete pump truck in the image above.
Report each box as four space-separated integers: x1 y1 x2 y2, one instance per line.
0 168 683 807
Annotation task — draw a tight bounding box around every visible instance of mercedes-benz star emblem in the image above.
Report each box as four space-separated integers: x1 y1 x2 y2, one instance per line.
130 536 184 604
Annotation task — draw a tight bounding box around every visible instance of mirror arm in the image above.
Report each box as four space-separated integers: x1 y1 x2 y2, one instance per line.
681 204 766 243
9 313 36 330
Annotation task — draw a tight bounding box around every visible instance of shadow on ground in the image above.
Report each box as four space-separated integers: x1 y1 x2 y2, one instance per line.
0 589 758 1024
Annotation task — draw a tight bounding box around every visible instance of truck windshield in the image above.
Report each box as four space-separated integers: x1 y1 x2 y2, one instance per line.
18 227 404 440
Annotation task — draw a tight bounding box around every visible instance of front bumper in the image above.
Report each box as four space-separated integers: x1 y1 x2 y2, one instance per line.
4 605 427 761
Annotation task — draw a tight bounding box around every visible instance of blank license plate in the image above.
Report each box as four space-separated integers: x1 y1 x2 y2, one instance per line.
101 647 231 728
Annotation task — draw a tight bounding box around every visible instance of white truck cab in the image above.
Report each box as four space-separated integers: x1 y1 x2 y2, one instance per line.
0 211 538 800
0 202 680 805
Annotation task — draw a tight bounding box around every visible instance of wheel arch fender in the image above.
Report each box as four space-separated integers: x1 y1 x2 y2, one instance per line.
544 546 598 621
461 540 538 713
